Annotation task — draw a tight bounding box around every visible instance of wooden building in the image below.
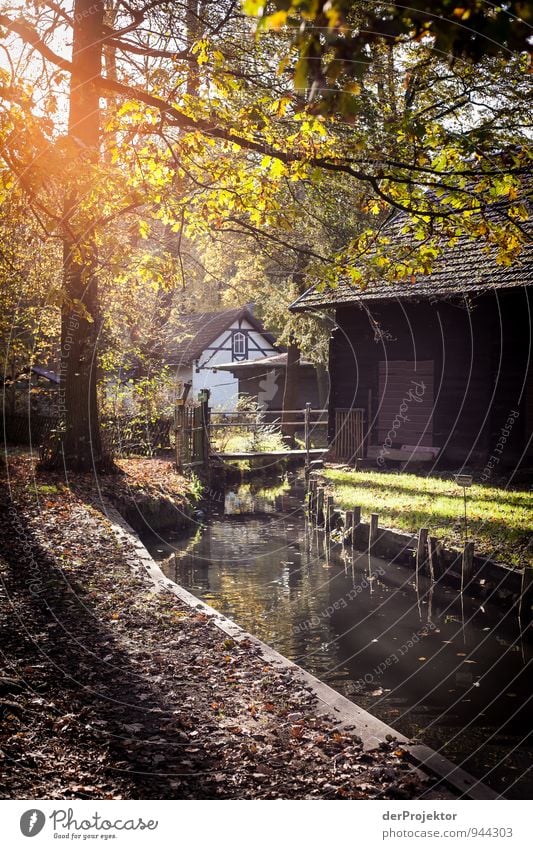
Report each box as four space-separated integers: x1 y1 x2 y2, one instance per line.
290 222 533 470
214 352 321 411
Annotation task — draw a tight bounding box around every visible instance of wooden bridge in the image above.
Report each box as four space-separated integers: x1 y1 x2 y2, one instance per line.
216 448 329 461
174 392 331 473
174 389 365 473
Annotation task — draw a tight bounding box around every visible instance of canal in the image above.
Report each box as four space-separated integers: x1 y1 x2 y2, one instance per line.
142 472 532 798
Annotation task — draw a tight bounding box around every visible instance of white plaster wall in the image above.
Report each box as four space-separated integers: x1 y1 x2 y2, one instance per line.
192 318 277 409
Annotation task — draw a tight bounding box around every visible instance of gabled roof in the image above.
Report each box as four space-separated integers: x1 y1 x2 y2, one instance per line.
290 210 533 312
166 306 278 366
215 352 313 371
29 365 60 384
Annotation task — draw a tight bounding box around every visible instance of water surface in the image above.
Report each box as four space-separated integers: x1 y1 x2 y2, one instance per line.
143 473 532 797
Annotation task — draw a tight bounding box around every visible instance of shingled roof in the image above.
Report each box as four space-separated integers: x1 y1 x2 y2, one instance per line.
290 213 533 312
166 306 278 365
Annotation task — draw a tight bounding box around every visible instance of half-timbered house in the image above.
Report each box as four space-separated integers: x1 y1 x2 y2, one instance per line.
168 306 280 408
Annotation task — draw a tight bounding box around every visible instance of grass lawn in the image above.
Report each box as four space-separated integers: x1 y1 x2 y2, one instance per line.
323 468 532 569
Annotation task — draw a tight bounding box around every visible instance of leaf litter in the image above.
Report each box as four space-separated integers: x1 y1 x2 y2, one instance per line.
0 456 446 800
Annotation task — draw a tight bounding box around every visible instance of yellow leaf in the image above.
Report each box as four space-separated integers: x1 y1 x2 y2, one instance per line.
265 10 287 30
139 220 150 239
243 0 264 15
270 158 287 178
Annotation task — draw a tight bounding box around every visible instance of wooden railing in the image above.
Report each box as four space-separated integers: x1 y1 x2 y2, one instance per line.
208 408 328 430
174 401 329 470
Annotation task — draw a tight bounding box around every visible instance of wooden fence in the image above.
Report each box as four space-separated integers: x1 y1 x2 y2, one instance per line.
332 408 365 462
4 412 174 459
101 416 173 457
3 413 57 447
174 391 210 472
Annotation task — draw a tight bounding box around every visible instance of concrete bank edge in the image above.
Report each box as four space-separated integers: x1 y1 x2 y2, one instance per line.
101 501 498 802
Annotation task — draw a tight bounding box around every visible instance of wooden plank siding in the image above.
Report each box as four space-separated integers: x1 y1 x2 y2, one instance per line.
328 287 532 466
377 359 434 446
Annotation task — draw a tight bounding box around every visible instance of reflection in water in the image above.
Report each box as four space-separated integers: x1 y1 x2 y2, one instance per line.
224 480 290 515
144 473 532 798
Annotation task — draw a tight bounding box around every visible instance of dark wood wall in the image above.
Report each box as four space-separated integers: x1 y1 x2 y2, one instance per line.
238 365 320 410
329 287 532 467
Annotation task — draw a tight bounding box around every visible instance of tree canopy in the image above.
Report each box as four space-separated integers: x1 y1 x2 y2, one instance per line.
0 0 531 467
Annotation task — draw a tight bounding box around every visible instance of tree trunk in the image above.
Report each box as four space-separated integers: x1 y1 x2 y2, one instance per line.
55 0 109 471
186 0 201 96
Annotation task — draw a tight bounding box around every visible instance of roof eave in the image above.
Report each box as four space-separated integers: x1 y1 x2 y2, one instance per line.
290 280 531 311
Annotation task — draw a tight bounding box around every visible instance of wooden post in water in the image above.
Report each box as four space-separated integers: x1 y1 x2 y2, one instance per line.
461 541 475 592
345 510 354 545
369 513 379 554
316 487 324 526
435 539 443 580
427 535 440 583
325 494 334 531
352 506 361 549
308 478 317 517
416 528 429 589
304 402 311 478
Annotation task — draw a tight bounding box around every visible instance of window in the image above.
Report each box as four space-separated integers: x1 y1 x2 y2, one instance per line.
232 331 247 360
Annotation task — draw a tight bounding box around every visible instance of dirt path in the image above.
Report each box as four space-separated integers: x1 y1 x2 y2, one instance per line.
0 457 439 799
